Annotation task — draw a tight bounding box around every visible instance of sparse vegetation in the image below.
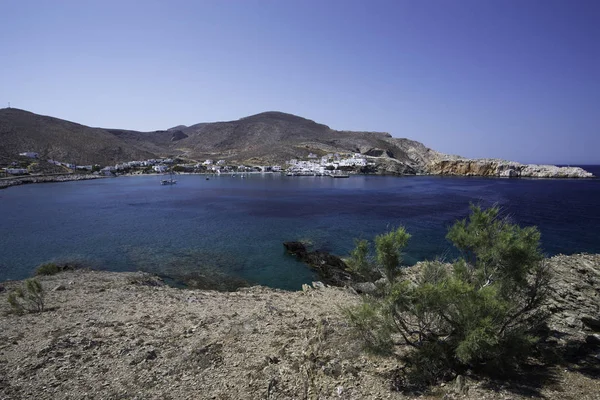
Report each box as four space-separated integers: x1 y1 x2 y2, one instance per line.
35 262 61 276
345 205 551 386
7 278 45 314
35 261 80 276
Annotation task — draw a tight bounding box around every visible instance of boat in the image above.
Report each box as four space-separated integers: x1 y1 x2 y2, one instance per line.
332 173 349 178
160 169 177 185
161 178 177 185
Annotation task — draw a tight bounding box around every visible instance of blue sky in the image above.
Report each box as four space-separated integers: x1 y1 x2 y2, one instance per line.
1 0 598 164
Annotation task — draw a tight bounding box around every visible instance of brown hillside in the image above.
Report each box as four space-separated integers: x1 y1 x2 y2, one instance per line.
0 108 440 168
0 109 158 165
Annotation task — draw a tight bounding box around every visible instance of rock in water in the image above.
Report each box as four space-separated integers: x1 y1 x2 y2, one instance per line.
283 242 356 286
283 241 308 256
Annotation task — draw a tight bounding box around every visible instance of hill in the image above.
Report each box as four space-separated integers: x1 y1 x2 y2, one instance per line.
0 108 161 166
0 108 441 169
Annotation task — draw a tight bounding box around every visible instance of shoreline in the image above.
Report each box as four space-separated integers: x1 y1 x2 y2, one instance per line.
0 173 108 189
1 168 596 190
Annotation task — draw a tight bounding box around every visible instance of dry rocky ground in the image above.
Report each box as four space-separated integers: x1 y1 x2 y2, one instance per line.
0 254 599 400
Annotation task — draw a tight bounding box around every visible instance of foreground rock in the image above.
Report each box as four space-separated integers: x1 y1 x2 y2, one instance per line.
427 158 594 178
283 241 366 287
1 255 599 399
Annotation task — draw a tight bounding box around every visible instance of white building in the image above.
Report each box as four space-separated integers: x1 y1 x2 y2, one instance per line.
100 166 115 176
203 160 213 166
339 157 367 167
5 168 28 175
153 165 169 173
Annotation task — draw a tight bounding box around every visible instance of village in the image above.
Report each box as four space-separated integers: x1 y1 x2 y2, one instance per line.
0 151 375 178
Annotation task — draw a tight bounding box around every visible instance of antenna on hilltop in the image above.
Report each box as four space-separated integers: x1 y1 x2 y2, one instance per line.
7 102 10 108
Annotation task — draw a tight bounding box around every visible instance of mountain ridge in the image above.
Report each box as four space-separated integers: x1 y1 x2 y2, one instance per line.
0 108 439 169
0 108 594 178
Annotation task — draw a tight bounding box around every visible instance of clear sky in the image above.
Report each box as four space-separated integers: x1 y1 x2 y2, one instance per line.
1 0 598 164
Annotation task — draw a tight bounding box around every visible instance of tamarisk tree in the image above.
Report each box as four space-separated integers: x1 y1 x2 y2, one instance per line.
345 205 551 383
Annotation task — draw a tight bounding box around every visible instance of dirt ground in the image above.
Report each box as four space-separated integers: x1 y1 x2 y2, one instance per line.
1 256 599 399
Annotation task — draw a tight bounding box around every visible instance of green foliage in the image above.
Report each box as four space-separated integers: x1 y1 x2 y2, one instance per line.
7 278 45 314
35 262 60 276
343 300 393 354
345 226 410 282
374 226 411 282
346 239 372 277
346 205 551 385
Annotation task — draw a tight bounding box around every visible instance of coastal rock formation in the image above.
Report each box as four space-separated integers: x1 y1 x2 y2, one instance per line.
0 254 599 399
427 158 594 178
0 174 106 189
283 241 358 286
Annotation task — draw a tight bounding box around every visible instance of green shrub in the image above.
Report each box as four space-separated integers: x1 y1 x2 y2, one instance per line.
346 239 372 277
343 299 393 354
374 227 411 282
7 278 45 314
35 262 61 276
345 205 551 385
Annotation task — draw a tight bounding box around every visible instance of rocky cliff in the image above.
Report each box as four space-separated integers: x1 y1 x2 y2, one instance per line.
427 158 594 178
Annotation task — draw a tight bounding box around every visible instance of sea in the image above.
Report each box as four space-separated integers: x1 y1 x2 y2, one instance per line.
1 166 599 290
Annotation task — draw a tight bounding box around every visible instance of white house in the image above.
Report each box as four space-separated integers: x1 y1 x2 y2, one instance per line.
203 160 213 166
100 166 115 176
339 157 367 167
153 165 169 173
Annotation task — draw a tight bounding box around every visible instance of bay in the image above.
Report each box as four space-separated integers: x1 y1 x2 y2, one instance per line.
1 168 599 290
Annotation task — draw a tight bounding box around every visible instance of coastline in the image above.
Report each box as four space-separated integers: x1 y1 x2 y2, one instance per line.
1 166 596 191
0 174 108 189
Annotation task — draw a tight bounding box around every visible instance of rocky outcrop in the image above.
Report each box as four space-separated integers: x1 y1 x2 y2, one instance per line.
283 241 358 286
544 254 600 339
427 158 594 178
0 174 106 189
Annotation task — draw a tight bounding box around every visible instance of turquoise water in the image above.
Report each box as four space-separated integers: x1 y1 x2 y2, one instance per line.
1 171 600 290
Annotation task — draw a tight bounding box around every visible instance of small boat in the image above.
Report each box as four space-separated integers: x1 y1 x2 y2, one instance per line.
161 169 177 185
332 174 349 178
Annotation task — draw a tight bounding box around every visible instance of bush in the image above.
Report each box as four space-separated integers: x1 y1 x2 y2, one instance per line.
7 278 45 314
346 239 372 277
374 227 410 282
345 205 551 384
35 261 80 276
35 262 61 276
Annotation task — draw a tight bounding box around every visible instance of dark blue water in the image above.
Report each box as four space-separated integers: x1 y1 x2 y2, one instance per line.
1 167 599 290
